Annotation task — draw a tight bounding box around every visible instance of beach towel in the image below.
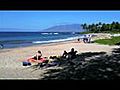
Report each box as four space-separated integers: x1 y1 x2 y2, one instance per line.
39 57 46 62
27 57 46 63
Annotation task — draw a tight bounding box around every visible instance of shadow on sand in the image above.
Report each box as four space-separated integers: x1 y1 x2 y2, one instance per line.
40 47 120 80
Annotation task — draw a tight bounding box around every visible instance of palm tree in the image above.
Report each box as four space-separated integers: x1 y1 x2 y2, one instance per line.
83 23 87 29
115 22 120 30
81 21 120 33
98 22 102 25
101 23 106 31
81 23 88 32
111 21 116 30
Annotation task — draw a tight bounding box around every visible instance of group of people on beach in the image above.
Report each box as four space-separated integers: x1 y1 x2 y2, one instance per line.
62 48 77 60
23 50 60 67
22 35 92 68
77 34 92 43
23 48 78 68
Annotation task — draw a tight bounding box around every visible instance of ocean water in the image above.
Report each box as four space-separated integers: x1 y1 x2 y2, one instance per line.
0 32 83 49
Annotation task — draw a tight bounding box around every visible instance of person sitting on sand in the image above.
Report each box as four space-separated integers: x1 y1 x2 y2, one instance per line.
22 51 48 67
62 50 68 58
27 50 46 63
46 56 60 67
62 48 77 60
68 48 77 59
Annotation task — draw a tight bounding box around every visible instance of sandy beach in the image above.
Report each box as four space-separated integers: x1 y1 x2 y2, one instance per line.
0 40 119 79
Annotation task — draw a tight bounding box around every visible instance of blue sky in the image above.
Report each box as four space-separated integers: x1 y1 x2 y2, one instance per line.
0 11 120 32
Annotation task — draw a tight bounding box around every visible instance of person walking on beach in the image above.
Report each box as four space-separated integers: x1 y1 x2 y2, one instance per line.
77 38 80 42
88 35 92 43
83 35 88 43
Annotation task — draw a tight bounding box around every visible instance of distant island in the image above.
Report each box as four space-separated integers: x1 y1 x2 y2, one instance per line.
42 24 85 32
0 24 85 32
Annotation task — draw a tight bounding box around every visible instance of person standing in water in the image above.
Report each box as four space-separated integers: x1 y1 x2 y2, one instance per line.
0 44 4 49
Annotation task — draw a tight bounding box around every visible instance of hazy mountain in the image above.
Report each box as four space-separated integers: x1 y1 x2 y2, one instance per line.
42 24 84 32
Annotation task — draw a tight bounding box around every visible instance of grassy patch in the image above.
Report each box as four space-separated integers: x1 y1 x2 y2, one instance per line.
80 31 120 34
94 36 120 45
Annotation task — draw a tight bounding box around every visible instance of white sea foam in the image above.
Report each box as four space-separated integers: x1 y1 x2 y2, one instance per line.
32 36 81 44
41 32 59 35
53 33 59 35
41 33 49 35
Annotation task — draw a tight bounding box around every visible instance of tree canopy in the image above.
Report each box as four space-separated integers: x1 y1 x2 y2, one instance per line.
81 21 120 33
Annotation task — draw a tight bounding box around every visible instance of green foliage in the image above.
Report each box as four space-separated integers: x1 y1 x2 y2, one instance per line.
79 31 92 34
94 36 120 45
81 21 120 33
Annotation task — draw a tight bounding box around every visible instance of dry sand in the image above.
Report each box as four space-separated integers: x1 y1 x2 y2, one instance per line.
0 40 119 79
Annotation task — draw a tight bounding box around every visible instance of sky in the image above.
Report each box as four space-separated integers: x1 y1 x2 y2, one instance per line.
0 10 120 32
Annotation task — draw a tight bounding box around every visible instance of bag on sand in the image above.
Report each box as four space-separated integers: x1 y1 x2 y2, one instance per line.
22 61 31 66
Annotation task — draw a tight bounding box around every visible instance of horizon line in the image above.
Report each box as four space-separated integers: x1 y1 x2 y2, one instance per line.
0 10 120 12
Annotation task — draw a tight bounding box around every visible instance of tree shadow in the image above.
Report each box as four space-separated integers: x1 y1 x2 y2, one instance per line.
22 64 40 72
39 50 120 80
112 47 120 54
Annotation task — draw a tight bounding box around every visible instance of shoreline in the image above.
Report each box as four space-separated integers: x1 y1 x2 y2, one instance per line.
0 34 119 79
1 32 119 51
0 32 82 50
0 32 118 53
0 39 78 53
